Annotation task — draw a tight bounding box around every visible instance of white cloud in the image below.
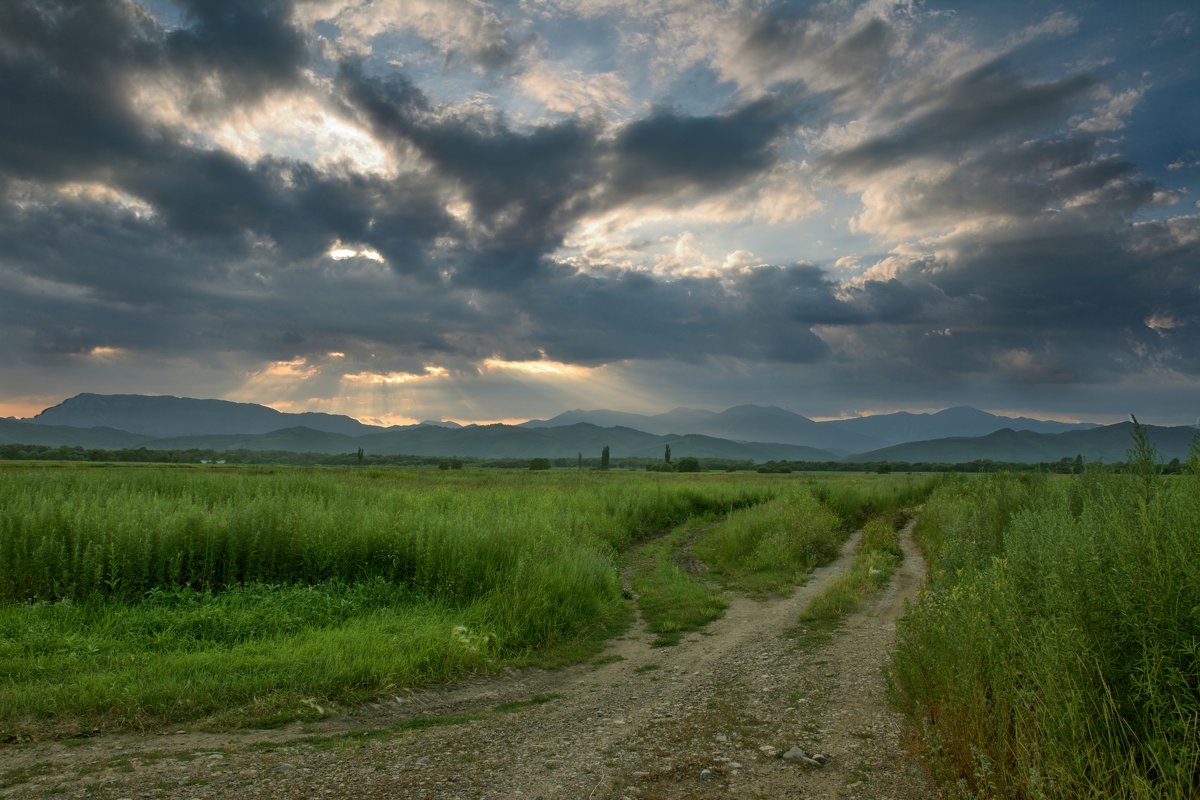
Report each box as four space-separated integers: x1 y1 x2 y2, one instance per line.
297 0 521 68
1075 86 1144 133
515 61 631 116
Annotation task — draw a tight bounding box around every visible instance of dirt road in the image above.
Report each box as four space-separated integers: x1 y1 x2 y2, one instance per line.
1 522 938 799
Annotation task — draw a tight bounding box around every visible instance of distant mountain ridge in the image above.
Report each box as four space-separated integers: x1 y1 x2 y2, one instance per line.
821 405 1097 447
847 422 1197 464
0 418 151 449
31 393 380 438
9 420 835 462
523 403 1096 451
10 393 1185 465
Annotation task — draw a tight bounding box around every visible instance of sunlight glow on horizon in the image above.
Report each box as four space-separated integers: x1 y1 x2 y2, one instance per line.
481 356 595 377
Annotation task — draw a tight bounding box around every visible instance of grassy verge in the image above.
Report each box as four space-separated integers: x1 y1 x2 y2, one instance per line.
629 516 728 647
693 489 844 595
0 579 622 739
890 437 1200 799
793 513 905 647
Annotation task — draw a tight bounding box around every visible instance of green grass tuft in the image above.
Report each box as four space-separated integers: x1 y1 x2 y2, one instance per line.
798 516 903 629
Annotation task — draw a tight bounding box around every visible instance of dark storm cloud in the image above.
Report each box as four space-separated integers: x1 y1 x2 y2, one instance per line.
606 97 797 200
337 63 802 281
513 261 961 368
0 1 310 185
0 1 455 275
828 59 1094 177
337 62 603 280
164 0 308 107
521 266 836 365
0 0 821 369
0 2 156 182
123 149 455 266
852 134 1158 235
0 190 469 363
2 0 1197 424
844 207 1200 386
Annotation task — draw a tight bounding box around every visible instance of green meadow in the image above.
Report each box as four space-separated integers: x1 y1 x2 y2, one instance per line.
0 464 923 738
3 448 1195 800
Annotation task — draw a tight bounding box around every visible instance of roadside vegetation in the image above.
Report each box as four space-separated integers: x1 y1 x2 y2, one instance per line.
795 512 906 647
0 467 784 738
629 515 729 647
890 427 1200 799
631 475 937 647
694 490 843 595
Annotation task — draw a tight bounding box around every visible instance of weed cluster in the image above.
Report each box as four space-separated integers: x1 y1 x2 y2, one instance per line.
890 449 1200 798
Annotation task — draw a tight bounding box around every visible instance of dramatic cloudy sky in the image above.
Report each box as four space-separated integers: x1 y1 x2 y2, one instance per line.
1 1 1197 425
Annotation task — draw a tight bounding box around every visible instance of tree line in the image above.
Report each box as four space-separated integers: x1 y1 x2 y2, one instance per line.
1 443 1191 474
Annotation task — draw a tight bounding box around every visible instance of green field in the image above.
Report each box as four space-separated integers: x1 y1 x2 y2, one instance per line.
890 435 1200 798
0 464 928 739
5 449 1194 799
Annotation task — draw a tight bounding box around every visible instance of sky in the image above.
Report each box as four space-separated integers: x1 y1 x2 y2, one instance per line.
1 0 1198 426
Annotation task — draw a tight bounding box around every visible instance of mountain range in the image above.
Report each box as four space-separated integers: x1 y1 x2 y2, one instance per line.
4 393 1195 464
524 404 1098 452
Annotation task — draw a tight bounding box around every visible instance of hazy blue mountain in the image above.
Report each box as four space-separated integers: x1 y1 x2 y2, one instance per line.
823 405 1097 447
30 393 380 438
524 404 1103 453
686 405 878 452
847 422 1197 464
0 418 151 449
654 407 721 430
521 407 718 433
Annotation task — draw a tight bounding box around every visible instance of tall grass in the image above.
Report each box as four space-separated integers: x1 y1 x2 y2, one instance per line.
697 475 936 595
890 450 1200 798
0 468 773 603
0 466 782 736
807 473 939 529
693 488 842 595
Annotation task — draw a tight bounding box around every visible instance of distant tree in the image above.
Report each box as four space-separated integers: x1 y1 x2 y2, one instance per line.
664 444 672 464
1127 414 1160 510
529 457 551 471
577 451 583 471
1074 454 1084 474
601 445 610 470
356 447 364 466
676 456 700 473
